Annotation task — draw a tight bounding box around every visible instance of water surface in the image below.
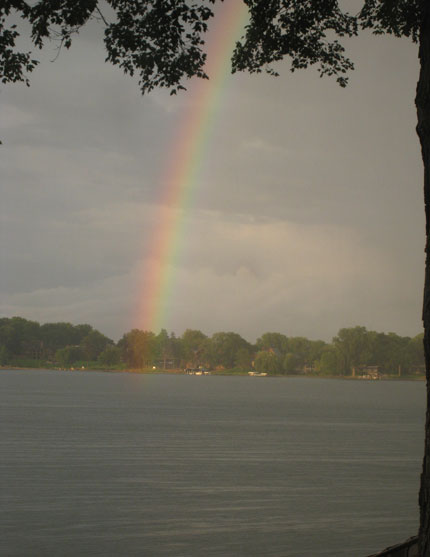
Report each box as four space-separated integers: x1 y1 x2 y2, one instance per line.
0 370 425 556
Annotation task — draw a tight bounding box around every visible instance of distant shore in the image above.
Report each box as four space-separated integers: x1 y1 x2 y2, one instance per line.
0 366 425 381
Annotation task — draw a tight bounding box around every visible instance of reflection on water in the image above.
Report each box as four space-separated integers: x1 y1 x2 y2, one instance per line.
0 370 425 556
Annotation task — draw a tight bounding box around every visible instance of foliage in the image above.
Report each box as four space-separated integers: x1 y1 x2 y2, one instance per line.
318 347 342 376
81 330 112 361
233 0 358 87
0 316 424 375
359 0 421 40
117 328 156 368
307 340 327 363
2 1 422 99
287 337 311 367
104 0 216 94
283 352 300 374
0 344 9 365
0 316 40 357
56 345 83 367
254 349 283 374
206 331 252 369
40 321 93 358
0 0 217 95
235 346 253 371
181 328 208 366
98 345 121 366
0 1 38 86
333 326 372 375
256 332 289 355
155 329 182 365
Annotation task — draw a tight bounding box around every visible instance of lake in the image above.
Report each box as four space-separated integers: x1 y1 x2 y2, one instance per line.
0 370 425 556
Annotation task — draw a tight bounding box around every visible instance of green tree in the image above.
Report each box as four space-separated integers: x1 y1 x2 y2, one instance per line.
40 322 87 358
0 317 98 363
283 352 300 374
181 329 208 367
167 332 182 363
369 331 411 374
73 324 94 344
208 332 252 369
155 329 169 363
235 346 253 371
0 344 9 365
254 350 283 374
318 347 342 376
55 345 83 367
307 340 327 364
81 330 112 361
155 329 181 369
118 329 156 368
408 333 426 373
0 316 41 358
287 337 312 371
333 326 372 375
98 345 121 367
256 332 289 356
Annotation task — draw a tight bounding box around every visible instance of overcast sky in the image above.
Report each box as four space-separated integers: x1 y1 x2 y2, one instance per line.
0 2 424 343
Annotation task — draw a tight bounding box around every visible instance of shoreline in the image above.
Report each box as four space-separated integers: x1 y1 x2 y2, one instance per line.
0 366 425 381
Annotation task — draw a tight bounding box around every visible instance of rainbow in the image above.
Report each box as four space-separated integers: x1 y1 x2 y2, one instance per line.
136 1 248 333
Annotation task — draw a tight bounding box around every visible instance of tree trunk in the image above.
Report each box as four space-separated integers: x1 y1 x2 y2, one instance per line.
417 2 430 555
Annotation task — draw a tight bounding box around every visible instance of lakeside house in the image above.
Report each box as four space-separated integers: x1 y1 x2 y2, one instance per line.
353 365 381 380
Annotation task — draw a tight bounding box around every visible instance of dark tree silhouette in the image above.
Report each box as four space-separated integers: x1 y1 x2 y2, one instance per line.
1 0 429 553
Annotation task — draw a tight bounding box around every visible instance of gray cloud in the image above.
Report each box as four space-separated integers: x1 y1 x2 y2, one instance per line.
0 8 424 342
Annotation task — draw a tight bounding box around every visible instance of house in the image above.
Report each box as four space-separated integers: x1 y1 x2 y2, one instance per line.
354 365 381 380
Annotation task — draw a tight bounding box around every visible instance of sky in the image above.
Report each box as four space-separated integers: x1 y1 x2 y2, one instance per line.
0 1 424 343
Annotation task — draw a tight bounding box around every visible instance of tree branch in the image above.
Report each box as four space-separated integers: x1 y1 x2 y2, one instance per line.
95 6 109 26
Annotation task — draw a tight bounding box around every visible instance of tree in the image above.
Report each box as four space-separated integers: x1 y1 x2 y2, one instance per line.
0 317 41 359
281 336 326 373
369 331 413 375
235 346 253 371
98 345 121 367
0 344 9 365
180 329 208 367
333 326 373 375
207 331 252 369
256 332 289 356
55 345 83 367
155 329 181 369
307 340 327 365
0 0 216 96
319 346 342 376
81 330 112 361
283 352 300 374
409 333 426 372
166 332 183 363
117 329 156 368
2 0 429 552
39 321 90 358
254 349 283 374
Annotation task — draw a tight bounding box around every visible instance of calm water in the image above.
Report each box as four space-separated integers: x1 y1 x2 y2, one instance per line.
0 370 425 556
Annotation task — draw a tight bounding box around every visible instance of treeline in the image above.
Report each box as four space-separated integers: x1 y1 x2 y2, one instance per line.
0 317 115 368
0 317 425 376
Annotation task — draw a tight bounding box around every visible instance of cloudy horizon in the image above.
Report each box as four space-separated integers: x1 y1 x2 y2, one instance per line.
0 3 424 344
